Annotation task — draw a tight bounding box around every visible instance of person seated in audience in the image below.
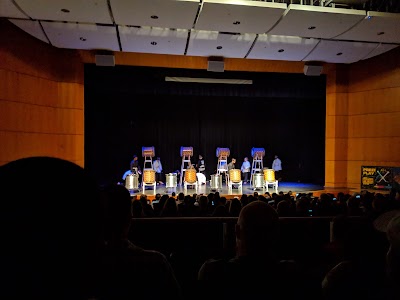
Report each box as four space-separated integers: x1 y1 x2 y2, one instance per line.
228 197 242 217
386 213 400 299
321 215 388 300
0 156 105 299
139 194 155 217
197 200 306 299
160 196 180 217
100 183 183 299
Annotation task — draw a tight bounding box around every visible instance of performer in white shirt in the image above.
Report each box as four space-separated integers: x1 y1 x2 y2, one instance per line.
240 157 251 184
153 157 163 184
272 154 282 181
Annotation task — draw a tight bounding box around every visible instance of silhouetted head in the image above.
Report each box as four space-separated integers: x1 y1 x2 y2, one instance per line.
235 200 279 257
0 156 104 299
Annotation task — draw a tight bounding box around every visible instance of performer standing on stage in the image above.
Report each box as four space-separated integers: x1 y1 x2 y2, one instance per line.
153 157 163 185
241 157 251 184
196 154 206 174
130 155 142 180
272 154 282 181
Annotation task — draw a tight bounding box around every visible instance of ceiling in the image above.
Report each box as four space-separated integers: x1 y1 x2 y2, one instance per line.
2 0 400 64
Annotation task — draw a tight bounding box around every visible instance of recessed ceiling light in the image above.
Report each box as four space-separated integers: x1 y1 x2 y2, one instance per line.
61 8 70 13
151 41 157 45
233 21 240 25
151 15 159 19
308 26 316 30
216 46 223 50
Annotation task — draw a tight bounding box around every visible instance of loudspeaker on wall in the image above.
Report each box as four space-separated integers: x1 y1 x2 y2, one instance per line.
303 64 323 76
95 54 115 67
207 60 225 72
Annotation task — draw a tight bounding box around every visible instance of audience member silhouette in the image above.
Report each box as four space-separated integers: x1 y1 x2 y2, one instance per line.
321 215 387 300
386 213 400 299
0 156 104 299
160 196 179 217
139 194 155 217
131 198 144 217
100 183 183 299
228 197 242 217
197 200 304 299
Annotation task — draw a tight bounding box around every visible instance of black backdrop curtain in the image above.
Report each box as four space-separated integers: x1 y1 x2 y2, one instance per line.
84 64 326 186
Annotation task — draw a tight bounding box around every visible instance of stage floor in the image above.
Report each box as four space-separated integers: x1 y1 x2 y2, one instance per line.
129 181 328 200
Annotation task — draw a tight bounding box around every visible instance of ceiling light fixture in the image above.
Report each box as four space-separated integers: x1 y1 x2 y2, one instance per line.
165 77 252 84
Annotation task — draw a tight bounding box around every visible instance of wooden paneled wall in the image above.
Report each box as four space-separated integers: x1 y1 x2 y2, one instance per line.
325 47 400 189
346 47 400 189
3 19 400 189
0 20 85 167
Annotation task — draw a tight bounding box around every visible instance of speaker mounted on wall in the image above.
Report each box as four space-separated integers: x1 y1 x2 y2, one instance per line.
207 56 225 72
303 61 323 76
95 51 115 67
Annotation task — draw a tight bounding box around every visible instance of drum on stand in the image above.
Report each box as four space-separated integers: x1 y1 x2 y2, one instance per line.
229 169 241 183
165 173 177 193
166 173 177 189
253 173 264 189
125 173 139 190
264 168 276 182
185 168 197 184
210 174 222 190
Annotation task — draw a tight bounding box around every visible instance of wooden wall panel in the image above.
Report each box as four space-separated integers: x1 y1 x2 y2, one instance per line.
0 131 83 162
346 160 363 189
348 113 400 138
326 137 347 161
341 47 400 190
349 47 400 93
325 45 400 190
326 93 348 116
0 20 84 167
58 82 84 109
325 160 348 188
348 89 400 115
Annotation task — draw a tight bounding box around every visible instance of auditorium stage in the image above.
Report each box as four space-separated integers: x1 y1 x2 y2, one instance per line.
128 181 333 201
